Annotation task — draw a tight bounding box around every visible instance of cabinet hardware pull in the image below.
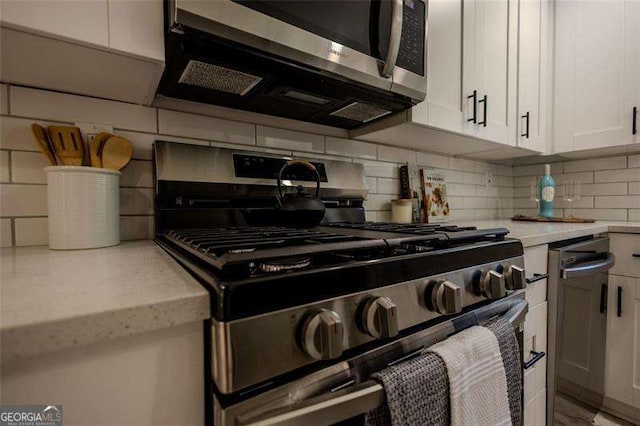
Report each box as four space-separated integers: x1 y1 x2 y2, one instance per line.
617 286 623 317
633 253 640 258
633 106 638 135
467 90 478 123
521 112 530 138
478 95 487 127
600 283 607 313
525 272 548 284
523 350 546 369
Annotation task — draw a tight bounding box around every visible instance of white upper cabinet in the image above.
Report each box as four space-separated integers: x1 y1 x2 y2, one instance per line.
553 0 640 153
408 0 518 147
0 0 109 47
0 0 165 105
516 0 549 153
410 0 463 133
466 0 517 146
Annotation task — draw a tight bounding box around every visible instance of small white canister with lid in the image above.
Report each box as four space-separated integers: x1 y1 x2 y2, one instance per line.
45 166 121 249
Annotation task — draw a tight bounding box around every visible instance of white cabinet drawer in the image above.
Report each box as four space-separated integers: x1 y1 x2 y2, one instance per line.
610 233 640 278
523 301 548 405
524 244 549 307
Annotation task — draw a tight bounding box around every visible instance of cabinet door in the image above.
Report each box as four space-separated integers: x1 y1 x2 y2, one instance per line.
473 0 516 146
605 275 640 412
108 0 164 61
0 0 108 47
517 0 547 153
554 0 640 153
411 0 464 133
556 273 607 393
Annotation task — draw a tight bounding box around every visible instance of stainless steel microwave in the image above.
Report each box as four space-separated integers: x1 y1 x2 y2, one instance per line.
159 0 428 129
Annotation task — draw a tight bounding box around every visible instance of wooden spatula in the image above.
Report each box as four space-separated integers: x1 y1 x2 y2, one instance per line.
30 124 57 166
101 136 133 171
89 132 112 168
47 126 84 166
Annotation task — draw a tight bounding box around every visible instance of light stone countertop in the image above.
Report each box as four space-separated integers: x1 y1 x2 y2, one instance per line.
455 220 640 247
0 240 210 362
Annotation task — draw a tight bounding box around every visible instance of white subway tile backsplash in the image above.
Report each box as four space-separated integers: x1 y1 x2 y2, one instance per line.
355 160 400 179
448 209 475 221
449 157 476 172
1 151 9 182
447 196 463 209
10 151 47 184
595 168 640 183
0 117 66 152
159 109 255 145
554 171 594 184
377 145 416 164
14 217 47 246
447 183 475 197
0 84 8 115
364 194 392 211
629 209 640 221
629 182 640 195
120 188 154 215
579 183 628 196
10 87 156 133
120 215 154 241
375 211 392 222
416 152 449 169
1 218 12 247
628 154 639 168
553 196 594 209
256 126 324 153
514 162 563 176
120 160 153 188
325 137 377 160
493 175 514 187
376 178 401 195
0 184 47 216
463 197 489 209
594 196 640 209
475 209 500 220
462 172 484 185
365 177 377 193
570 208 628 221
563 156 627 173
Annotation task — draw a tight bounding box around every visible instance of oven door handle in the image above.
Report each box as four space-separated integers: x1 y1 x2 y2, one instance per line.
240 381 385 426
561 253 616 279
380 0 403 78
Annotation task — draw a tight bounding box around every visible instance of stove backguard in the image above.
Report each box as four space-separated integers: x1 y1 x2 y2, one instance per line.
153 141 370 233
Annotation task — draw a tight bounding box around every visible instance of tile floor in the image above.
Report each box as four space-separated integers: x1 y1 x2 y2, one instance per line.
554 393 634 426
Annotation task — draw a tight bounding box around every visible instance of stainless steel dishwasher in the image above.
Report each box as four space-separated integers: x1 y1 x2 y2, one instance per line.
548 236 616 424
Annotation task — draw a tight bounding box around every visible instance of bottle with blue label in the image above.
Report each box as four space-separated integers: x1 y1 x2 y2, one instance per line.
539 164 555 218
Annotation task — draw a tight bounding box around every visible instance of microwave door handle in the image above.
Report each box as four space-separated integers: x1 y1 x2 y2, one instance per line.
561 252 616 279
380 0 403 78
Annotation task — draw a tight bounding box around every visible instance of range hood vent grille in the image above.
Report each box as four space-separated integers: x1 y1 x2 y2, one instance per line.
329 102 392 123
178 60 263 96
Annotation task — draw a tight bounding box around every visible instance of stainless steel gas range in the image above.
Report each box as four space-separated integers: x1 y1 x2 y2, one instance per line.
153 141 529 425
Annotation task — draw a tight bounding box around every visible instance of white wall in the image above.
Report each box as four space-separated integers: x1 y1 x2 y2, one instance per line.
0 84 515 247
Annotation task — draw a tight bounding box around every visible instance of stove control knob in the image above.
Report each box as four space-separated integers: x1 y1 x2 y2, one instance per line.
429 280 463 315
505 265 526 290
301 309 344 360
362 297 399 339
481 270 506 298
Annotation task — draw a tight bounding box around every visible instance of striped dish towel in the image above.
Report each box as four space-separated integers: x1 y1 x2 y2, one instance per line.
428 325 511 426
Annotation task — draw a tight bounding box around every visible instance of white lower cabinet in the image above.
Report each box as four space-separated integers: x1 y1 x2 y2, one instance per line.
604 274 640 422
523 244 549 426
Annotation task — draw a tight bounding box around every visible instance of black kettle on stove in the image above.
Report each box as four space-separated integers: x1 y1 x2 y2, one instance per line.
242 159 326 227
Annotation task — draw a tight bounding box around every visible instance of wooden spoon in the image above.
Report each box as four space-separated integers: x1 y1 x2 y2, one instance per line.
101 136 133 171
47 126 84 166
89 132 112 168
30 124 57 165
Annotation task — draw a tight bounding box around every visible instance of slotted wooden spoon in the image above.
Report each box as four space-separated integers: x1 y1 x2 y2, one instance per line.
30 124 57 165
89 132 112 168
47 126 85 166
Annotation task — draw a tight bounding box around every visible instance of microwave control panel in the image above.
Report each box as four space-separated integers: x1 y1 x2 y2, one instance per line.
397 0 426 76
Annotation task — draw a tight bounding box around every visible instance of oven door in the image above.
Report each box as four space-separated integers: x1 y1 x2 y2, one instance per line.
168 0 426 101
214 292 528 426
